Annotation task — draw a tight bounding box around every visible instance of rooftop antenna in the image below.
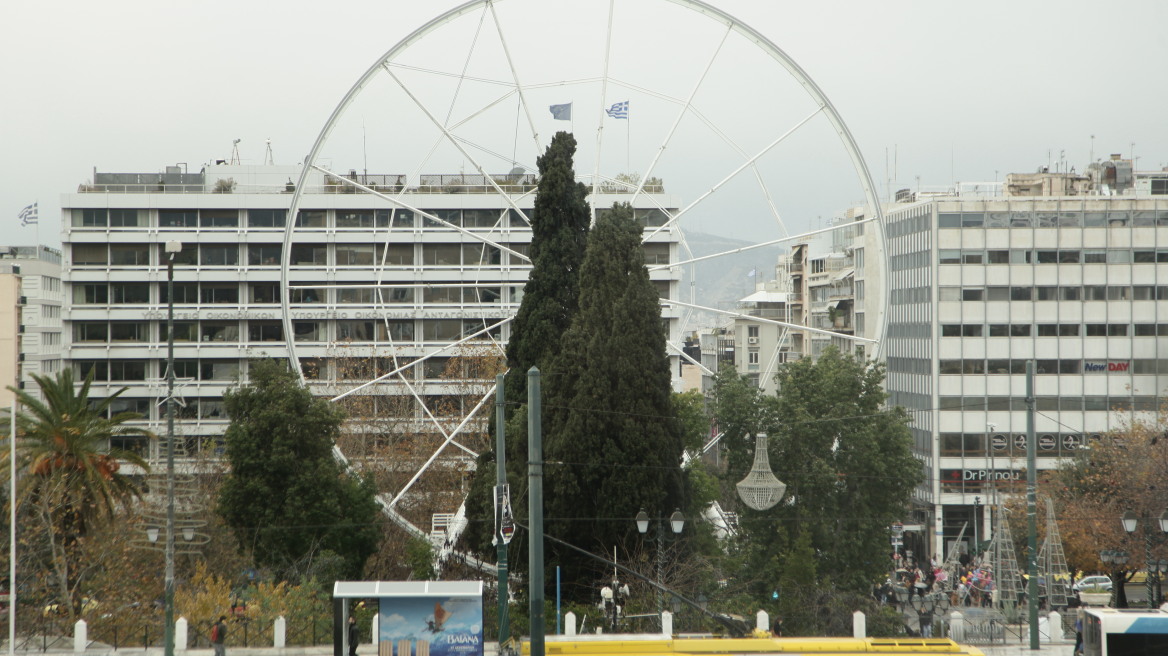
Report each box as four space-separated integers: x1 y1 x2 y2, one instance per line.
264 139 274 166
230 139 242 165
1089 135 1095 163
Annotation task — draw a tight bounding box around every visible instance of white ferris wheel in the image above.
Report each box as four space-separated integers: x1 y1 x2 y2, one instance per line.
280 0 887 549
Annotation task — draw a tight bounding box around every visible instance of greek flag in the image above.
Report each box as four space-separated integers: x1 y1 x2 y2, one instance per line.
605 101 629 119
19 202 38 226
549 103 572 120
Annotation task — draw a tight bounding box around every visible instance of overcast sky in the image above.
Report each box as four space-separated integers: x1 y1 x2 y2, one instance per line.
3 0 1166 246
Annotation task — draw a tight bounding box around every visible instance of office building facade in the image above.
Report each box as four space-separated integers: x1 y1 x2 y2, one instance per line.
62 163 682 469
881 159 1168 557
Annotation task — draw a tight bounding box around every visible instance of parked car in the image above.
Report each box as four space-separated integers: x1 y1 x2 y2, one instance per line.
1072 575 1113 592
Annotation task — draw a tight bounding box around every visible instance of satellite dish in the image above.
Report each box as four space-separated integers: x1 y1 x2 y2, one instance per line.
508 166 525 176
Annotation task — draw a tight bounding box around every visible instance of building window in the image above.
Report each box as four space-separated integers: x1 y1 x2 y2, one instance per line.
159 210 198 228
160 322 197 342
291 244 327 265
296 210 327 228
248 209 287 228
200 210 238 227
110 322 147 342
110 283 149 304
250 283 280 304
423 244 462 266
200 284 239 304
73 244 108 265
337 321 375 341
161 282 199 304
336 244 375 266
247 321 283 342
336 211 374 228
110 244 149 266
339 288 375 304
375 209 415 228
289 287 324 304
293 322 322 342
247 245 282 265
200 245 239 266
73 322 108 342
109 360 147 381
748 349 760 365
201 322 239 342
74 284 109 304
200 360 239 381
109 209 140 227
74 209 108 227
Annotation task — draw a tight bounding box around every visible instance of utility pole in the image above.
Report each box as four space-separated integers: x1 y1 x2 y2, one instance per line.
527 368 544 656
494 374 509 644
1025 361 1038 650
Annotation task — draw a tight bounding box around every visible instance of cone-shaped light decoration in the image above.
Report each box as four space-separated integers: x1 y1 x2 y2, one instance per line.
736 433 786 511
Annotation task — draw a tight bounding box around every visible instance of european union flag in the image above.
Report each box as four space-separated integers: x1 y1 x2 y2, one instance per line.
605 101 628 119
549 103 572 120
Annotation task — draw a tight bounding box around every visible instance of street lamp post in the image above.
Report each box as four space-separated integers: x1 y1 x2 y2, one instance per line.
163 240 181 656
636 509 685 622
1100 549 1131 608
1120 509 1168 608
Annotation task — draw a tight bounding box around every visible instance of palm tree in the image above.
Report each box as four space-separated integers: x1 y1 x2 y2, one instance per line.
6 369 153 618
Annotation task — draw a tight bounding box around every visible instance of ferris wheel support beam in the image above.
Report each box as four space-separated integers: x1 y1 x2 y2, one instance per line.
643 105 823 241
663 298 877 345
388 386 496 510
590 0 618 203
631 23 731 204
329 317 513 402
650 215 878 271
485 1 543 156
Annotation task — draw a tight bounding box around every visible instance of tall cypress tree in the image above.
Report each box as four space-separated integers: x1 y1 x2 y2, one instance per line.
542 203 685 596
505 131 591 400
461 132 590 563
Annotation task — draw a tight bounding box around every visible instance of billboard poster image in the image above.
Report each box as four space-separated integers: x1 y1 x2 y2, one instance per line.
379 595 483 656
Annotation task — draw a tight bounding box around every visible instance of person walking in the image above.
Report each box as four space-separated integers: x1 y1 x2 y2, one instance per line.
211 615 227 656
348 616 360 656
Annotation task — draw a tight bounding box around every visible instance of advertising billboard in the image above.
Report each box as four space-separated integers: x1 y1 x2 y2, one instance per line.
378 591 483 656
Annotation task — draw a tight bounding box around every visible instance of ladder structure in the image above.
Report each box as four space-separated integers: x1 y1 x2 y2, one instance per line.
1039 496 1072 608
989 506 1025 610
939 522 968 591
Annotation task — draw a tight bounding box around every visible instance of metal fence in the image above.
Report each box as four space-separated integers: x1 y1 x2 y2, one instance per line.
17 614 335 652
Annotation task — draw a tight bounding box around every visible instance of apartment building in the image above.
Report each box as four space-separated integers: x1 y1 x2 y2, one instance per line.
0 246 64 406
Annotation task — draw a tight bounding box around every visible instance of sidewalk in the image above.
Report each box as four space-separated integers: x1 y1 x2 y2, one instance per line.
7 638 1075 656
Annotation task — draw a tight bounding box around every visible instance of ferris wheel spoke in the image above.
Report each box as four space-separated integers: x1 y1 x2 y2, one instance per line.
632 22 732 204
664 298 877 345
665 339 714 376
648 215 877 272
388 386 496 510
377 63 539 218
486 0 543 156
643 104 825 240
590 0 619 201
328 317 513 403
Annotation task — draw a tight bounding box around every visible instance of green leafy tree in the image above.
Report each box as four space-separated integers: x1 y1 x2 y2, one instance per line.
715 348 921 600
462 131 591 564
542 202 686 597
216 359 380 580
5 370 151 619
